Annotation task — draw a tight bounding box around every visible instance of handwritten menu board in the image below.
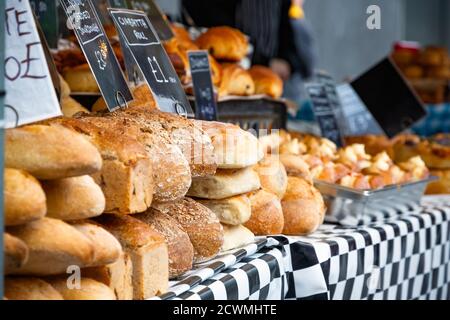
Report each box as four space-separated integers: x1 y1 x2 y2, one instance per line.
188 51 217 121
306 83 343 147
60 0 132 111
126 0 174 41
109 8 192 116
29 0 59 49
4 0 62 128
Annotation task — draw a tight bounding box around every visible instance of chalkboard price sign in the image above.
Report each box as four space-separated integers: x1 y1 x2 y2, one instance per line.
188 51 217 121
59 0 132 111
109 8 193 116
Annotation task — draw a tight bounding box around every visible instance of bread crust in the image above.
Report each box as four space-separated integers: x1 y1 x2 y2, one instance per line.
244 190 284 235
249 65 283 98
197 194 252 226
5 277 63 300
4 233 29 275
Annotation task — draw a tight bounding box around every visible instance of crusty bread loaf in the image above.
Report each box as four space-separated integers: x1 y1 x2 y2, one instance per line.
94 214 168 300
244 190 284 235
196 120 263 169
42 176 105 220
154 198 224 263
61 96 90 117
49 118 154 214
4 168 46 226
249 65 283 98
7 217 95 275
222 225 255 251
5 124 102 180
254 155 288 199
4 233 29 275
47 277 116 300
219 64 255 97
188 167 261 200
93 85 160 112
197 194 252 226
134 209 194 278
59 73 71 99
62 63 99 93
5 278 63 300
281 177 326 235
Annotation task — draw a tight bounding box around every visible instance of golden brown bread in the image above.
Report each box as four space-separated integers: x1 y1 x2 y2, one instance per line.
62 63 99 93
281 177 326 235
59 73 71 99
5 124 102 180
42 176 105 220
254 155 288 198
93 85 160 112
7 217 95 275
4 233 29 275
47 277 116 300
197 194 252 226
279 154 312 182
426 169 450 194
5 278 63 300
134 209 194 279
4 168 47 226
249 65 284 98
221 224 255 251
244 190 284 235
196 26 248 62
154 198 224 263
219 64 255 97
61 97 90 117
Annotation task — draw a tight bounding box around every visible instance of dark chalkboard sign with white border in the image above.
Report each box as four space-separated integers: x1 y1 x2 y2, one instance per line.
188 50 217 121
109 8 192 116
59 0 132 111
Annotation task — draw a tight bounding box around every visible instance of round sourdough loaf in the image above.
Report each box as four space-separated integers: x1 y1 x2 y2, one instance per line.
244 189 284 235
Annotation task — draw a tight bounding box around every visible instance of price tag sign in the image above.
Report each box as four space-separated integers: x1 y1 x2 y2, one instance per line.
126 0 174 41
188 51 217 121
60 0 133 111
306 83 344 147
4 0 62 128
109 8 192 116
29 0 59 49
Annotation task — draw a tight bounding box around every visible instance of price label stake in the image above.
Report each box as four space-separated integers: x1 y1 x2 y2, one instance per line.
188 51 217 121
109 8 193 116
60 0 133 111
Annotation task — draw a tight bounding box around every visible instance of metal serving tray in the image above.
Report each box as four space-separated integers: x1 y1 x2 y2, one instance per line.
314 176 438 226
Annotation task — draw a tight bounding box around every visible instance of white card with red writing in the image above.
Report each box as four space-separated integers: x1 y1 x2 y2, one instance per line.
4 0 61 128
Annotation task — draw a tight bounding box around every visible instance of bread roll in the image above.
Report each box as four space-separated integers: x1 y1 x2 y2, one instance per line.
5 124 102 180
62 64 99 93
5 278 63 300
47 277 116 300
4 168 46 226
222 225 255 251
134 209 194 278
154 198 224 263
282 177 326 235
279 154 312 182
7 217 95 275
244 190 284 235
94 214 168 300
219 64 255 97
188 167 261 200
4 233 29 275
249 65 283 98
426 169 450 194
254 155 288 198
61 96 90 117
197 194 251 226
42 176 105 221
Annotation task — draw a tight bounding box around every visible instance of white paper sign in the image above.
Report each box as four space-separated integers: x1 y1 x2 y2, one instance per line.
4 0 61 128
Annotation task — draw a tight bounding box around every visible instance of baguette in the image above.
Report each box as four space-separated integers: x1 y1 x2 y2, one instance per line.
5 124 102 180
244 190 284 235
4 233 29 275
197 194 251 226
5 278 63 300
4 168 46 226
47 277 116 300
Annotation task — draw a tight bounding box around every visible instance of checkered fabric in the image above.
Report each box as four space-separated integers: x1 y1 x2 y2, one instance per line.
412 103 450 136
275 196 450 300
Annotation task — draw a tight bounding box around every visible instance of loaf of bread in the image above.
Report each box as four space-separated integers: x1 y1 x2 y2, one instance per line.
196 120 263 169
5 278 63 300
50 118 154 214
94 214 168 300
281 177 326 235
62 63 99 93
59 73 71 99
249 65 283 98
42 176 105 220
426 169 450 194
4 233 29 275
219 64 255 97
4 168 46 226
7 217 95 275
254 155 288 199
197 194 252 226
61 96 90 117
222 225 255 251
5 124 102 180
154 198 224 263
47 277 116 300
134 209 194 278
244 190 284 235
188 167 261 200
196 26 248 62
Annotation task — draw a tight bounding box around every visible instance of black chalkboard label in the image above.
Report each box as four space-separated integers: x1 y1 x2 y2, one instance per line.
126 0 174 41
109 8 192 116
30 0 59 49
306 83 344 147
188 51 217 121
59 0 132 111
